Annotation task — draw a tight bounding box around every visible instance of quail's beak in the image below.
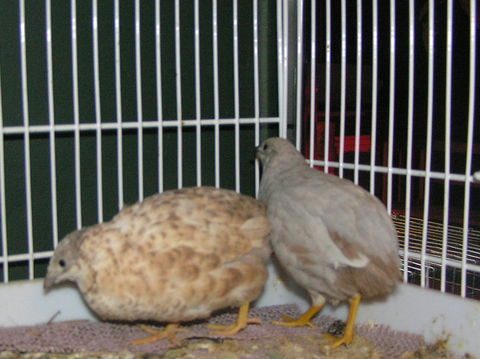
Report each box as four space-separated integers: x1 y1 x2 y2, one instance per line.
43 273 55 291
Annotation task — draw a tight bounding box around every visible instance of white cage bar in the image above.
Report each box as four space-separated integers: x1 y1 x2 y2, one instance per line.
462 0 477 298
194 0 201 188
19 0 34 280
308 0 316 169
387 0 396 215
71 0 82 230
338 0 347 179
45 0 59 249
212 0 219 189
294 0 304 151
155 0 164 193
0 69 7 282
253 0 260 195
114 0 124 208
421 0 435 289
441 0 454 294
92 0 103 223
353 0 362 186
369 0 378 194
233 0 240 192
323 0 331 173
134 0 144 200
174 0 183 190
402 0 415 284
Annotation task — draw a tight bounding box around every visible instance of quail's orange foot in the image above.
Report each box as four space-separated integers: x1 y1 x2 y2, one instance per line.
323 294 361 349
132 323 185 346
208 302 261 336
272 304 323 328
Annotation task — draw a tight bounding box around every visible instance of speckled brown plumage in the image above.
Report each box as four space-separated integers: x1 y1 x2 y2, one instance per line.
44 187 271 326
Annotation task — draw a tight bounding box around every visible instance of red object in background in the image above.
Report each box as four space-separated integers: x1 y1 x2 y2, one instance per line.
303 114 372 176
335 135 372 153
302 74 371 176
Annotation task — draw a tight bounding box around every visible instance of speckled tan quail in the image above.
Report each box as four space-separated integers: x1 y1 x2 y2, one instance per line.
44 187 271 344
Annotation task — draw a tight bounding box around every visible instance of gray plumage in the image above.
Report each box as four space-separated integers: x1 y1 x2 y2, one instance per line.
257 137 400 308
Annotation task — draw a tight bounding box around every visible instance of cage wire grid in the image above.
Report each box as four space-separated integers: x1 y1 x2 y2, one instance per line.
0 0 479 306
0 0 283 282
296 0 479 300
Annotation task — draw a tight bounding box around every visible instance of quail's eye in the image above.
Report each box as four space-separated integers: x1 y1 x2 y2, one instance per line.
263 144 269 150
59 259 66 268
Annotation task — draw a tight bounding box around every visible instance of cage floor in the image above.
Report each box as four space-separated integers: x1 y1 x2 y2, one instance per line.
0 304 468 359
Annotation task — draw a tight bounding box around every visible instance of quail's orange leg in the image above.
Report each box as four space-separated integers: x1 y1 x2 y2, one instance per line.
132 323 184 346
324 294 361 349
208 302 261 335
272 304 324 328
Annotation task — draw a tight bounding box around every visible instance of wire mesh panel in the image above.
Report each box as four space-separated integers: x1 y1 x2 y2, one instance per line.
0 0 282 282
1 0 479 305
294 0 479 300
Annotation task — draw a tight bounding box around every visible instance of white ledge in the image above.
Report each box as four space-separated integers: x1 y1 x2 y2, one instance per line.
0 262 478 356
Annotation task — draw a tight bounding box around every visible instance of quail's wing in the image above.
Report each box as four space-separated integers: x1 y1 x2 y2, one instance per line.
272 170 398 271
306 171 399 258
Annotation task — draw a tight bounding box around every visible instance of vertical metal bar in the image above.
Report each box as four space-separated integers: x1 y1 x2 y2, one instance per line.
354 0 363 185
403 0 415 283
20 0 34 279
174 0 183 189
194 0 202 187
323 0 331 173
135 0 144 200
370 0 378 193
92 0 103 222
233 0 240 192
281 0 289 138
0 69 8 282
212 0 220 188
295 0 304 150
308 0 316 168
46 0 58 247
461 0 476 298
114 0 124 208
155 0 163 193
339 0 347 179
276 0 284 138
387 0 396 215
71 0 82 228
421 0 434 288
441 0 453 293
253 0 260 195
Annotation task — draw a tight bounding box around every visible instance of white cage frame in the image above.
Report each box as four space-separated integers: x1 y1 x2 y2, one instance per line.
0 0 479 356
